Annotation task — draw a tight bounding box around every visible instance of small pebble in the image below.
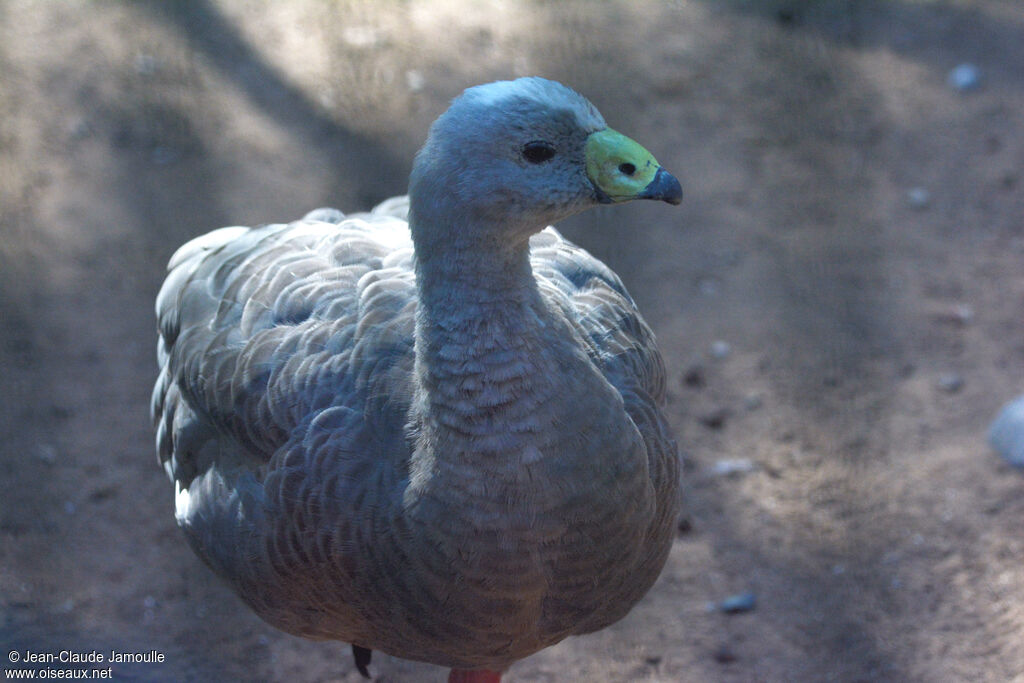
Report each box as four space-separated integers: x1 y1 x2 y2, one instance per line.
776 7 799 24
952 303 974 323
937 373 964 393
151 146 179 165
743 393 762 411
68 118 91 141
711 458 757 477
318 87 336 109
341 26 382 48
143 595 157 609
133 53 160 76
681 365 705 389
948 63 981 91
698 277 719 296
930 303 974 326
713 643 738 664
907 187 931 209
988 394 1024 468
36 444 58 463
405 69 425 92
699 407 730 430
50 404 73 420
710 340 731 359
719 592 756 614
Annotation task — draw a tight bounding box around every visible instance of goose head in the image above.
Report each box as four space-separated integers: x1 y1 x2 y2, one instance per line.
408 77 681 249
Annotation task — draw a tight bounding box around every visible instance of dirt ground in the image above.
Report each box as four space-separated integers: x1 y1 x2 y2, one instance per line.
2 1 1023 681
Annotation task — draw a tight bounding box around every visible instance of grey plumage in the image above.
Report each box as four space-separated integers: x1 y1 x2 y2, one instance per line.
152 78 680 673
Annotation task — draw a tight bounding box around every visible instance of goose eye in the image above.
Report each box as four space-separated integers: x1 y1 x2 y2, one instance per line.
521 141 556 164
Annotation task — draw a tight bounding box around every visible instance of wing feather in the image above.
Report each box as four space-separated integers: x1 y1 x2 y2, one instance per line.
153 205 417 493
530 227 667 405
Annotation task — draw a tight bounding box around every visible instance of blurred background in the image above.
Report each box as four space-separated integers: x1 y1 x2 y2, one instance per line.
1 1 1022 680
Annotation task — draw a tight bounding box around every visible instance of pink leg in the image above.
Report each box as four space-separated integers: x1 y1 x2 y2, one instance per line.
448 669 502 683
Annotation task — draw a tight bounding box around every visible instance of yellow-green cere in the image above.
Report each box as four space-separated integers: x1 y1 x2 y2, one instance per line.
585 128 661 202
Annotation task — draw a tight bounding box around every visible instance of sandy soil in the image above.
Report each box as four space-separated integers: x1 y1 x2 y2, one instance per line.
2 1 1023 681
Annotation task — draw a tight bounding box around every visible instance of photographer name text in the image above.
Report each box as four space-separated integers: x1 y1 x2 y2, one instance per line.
10 651 164 664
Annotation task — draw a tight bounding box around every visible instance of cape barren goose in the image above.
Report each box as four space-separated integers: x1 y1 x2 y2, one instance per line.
153 77 682 682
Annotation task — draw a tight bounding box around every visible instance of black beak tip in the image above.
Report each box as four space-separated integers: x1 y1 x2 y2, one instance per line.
640 167 683 205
